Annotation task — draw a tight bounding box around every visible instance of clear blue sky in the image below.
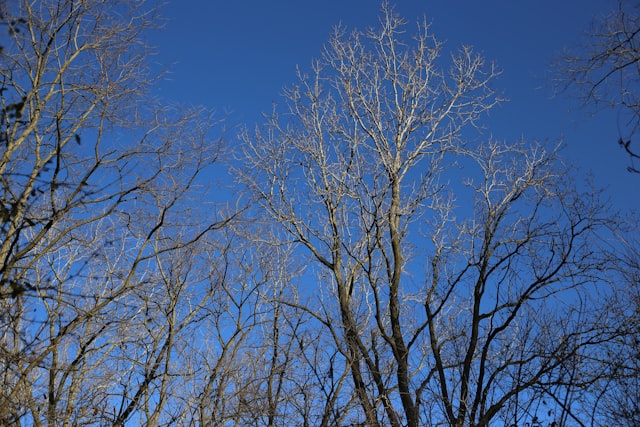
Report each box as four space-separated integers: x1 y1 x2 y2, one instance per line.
149 0 639 213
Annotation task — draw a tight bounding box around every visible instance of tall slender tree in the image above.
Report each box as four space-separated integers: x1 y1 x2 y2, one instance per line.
240 4 623 426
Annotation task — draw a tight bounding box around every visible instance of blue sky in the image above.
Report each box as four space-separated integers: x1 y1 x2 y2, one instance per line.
149 0 639 213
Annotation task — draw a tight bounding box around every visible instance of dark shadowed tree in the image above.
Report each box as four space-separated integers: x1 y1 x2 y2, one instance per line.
588 235 640 427
560 0 640 173
559 2 640 424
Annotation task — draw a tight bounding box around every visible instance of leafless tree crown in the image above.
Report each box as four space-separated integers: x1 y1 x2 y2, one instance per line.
0 1 635 426
239 4 625 427
561 0 640 173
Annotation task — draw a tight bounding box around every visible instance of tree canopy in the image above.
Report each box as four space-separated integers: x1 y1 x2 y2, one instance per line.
0 1 637 426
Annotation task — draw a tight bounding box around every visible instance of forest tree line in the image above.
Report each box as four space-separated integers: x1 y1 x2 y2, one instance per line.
0 1 638 426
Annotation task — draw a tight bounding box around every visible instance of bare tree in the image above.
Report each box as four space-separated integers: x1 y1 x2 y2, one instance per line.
0 0 235 425
558 1 640 422
239 4 622 427
581 236 640 427
202 221 353 427
0 1 363 425
560 0 640 173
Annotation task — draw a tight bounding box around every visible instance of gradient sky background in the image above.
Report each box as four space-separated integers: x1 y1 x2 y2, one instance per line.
148 0 639 214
